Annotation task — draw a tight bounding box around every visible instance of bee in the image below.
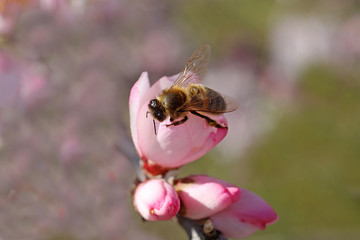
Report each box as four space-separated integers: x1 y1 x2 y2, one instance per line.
147 44 238 134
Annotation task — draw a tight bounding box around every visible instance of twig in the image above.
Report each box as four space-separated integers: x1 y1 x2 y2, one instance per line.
176 216 227 240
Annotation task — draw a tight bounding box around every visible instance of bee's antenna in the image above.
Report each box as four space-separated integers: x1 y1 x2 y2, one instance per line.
153 119 157 135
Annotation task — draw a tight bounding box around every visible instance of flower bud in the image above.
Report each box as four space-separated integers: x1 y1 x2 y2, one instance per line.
129 72 228 170
133 179 180 221
175 175 241 220
210 189 278 239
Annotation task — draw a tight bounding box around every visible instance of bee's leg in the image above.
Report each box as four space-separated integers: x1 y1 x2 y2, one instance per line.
190 111 228 129
153 119 157 135
166 115 188 127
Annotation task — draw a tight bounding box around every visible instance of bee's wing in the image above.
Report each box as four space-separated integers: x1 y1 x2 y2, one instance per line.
184 93 239 114
171 44 211 88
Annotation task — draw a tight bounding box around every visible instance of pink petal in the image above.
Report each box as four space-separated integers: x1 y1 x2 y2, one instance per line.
210 189 278 239
129 72 150 157
176 175 241 220
133 179 180 221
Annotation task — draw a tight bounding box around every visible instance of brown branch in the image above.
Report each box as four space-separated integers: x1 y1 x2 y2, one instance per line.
176 215 228 240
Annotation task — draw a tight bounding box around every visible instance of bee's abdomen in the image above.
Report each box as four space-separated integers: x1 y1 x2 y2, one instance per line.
204 87 226 112
188 85 226 113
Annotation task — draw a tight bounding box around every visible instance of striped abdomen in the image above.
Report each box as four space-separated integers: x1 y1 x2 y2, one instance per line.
187 84 226 114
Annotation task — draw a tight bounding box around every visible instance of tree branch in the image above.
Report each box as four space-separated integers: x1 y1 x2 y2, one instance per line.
176 215 227 240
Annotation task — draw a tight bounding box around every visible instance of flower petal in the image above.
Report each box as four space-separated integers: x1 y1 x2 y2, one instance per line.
175 175 241 220
129 72 150 156
210 189 278 239
133 179 180 221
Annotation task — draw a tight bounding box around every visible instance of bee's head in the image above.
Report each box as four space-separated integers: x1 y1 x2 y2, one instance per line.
148 98 167 122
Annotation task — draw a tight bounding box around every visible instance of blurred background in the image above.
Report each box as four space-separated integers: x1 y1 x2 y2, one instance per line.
0 0 359 239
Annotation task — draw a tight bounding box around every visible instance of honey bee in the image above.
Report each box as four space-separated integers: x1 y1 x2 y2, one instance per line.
147 44 238 134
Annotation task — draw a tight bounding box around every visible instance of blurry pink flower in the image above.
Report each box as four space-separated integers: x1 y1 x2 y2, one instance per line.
60 136 84 164
0 53 21 109
210 188 278 239
175 175 241 220
39 0 62 12
133 179 180 221
140 29 180 72
338 15 360 56
20 70 48 107
129 72 228 171
0 14 13 35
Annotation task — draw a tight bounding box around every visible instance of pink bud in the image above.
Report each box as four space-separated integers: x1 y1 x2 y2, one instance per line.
210 189 278 239
175 175 241 220
129 72 228 169
133 179 180 221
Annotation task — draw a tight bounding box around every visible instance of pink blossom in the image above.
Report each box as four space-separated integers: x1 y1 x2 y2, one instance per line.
210 188 278 239
0 14 13 35
19 69 48 108
39 0 64 12
133 179 180 221
0 52 21 109
140 29 180 72
129 72 228 171
60 136 84 164
175 175 241 220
